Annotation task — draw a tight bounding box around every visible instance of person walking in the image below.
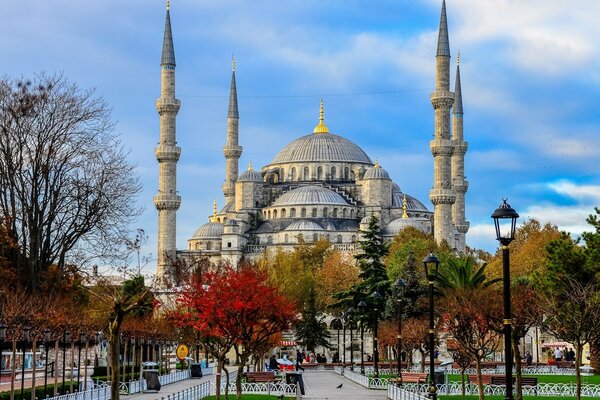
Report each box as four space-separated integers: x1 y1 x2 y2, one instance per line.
554 348 563 363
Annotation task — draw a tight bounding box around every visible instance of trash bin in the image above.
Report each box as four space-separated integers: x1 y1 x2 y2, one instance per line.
190 363 203 378
433 371 445 385
285 372 305 395
144 371 161 392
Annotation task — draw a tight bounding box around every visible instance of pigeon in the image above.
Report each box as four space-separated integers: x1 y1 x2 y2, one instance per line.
336 383 343 389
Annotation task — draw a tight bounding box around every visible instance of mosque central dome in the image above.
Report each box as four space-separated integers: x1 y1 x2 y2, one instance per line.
269 132 372 165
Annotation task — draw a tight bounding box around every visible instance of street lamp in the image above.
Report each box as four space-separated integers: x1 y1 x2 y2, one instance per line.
394 278 406 384
43 328 51 397
20 326 31 400
371 290 382 378
62 331 71 392
347 307 355 371
357 301 367 375
342 313 347 367
423 252 440 400
492 199 519 400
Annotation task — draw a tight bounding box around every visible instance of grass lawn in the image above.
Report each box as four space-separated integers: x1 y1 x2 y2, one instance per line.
448 374 600 385
202 396 293 400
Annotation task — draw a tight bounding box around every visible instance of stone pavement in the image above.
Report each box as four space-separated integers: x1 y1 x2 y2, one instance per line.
126 370 388 400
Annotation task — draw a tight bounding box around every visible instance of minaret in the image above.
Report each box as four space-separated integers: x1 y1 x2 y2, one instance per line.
452 54 469 252
222 57 242 205
154 0 181 284
429 0 456 247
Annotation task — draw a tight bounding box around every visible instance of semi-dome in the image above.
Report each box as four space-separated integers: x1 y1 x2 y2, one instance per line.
392 182 401 193
191 222 224 239
272 185 349 207
286 220 324 231
363 163 390 180
386 218 427 235
393 192 430 212
269 133 372 165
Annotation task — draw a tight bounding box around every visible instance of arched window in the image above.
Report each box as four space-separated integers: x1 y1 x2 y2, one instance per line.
301 208 307 217
317 166 323 180
342 208 347 218
337 234 343 243
313 233 318 242
267 236 273 244
263 211 267 218
207 242 212 250
333 208 338 217
195 242 201 250
291 167 296 181
331 166 336 179
351 235 357 243
350 171 355 181
303 166 310 180
268 210 271 219
281 208 286 218
273 209 278 219
350 209 355 218
312 208 317 217
284 234 289 243
291 208 296 217
280 168 285 182
344 167 349 180
323 208 328 218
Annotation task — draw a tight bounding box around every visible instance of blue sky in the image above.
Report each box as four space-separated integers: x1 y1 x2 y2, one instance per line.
2 0 599 272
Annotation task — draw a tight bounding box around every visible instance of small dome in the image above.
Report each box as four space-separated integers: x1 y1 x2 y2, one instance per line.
392 192 430 212
286 220 324 231
386 218 427 235
392 182 401 193
191 222 224 239
238 168 262 182
273 185 349 207
363 163 390 180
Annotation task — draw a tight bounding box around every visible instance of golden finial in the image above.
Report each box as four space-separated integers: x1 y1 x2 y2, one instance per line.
457 50 460 66
166 0 170 11
232 54 236 72
402 194 409 219
248 160 253 171
374 158 380 169
313 98 330 134
210 200 218 222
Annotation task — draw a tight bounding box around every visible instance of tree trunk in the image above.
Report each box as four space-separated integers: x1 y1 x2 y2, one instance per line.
10 338 16 400
576 343 583 400
590 340 600 373
223 363 230 400
215 361 223 400
460 367 466 398
53 339 59 396
109 316 123 400
419 348 425 372
31 340 37 400
513 336 523 400
236 362 244 400
475 357 484 400
70 341 75 392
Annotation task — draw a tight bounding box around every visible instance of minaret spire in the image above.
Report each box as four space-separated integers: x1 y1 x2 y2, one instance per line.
223 58 242 205
155 2 181 285
430 0 456 248
451 56 469 252
313 99 330 134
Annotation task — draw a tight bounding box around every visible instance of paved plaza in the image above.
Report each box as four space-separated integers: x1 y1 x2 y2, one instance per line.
128 370 388 400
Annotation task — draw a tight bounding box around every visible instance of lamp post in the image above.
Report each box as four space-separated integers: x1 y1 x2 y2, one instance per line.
492 199 519 400
423 253 440 400
342 313 347 367
371 290 382 378
394 278 406 384
357 301 367 375
43 328 51 397
94 331 101 368
335 320 341 363
130 337 136 381
347 307 355 371
62 331 71 391
20 326 30 400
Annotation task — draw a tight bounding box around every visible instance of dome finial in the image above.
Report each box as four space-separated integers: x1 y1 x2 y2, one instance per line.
402 194 409 218
375 158 380 168
166 0 170 10
248 160 253 171
457 50 460 65
210 199 218 222
313 98 330 134
232 54 236 72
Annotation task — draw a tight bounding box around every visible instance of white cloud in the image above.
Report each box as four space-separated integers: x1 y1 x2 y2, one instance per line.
548 180 600 203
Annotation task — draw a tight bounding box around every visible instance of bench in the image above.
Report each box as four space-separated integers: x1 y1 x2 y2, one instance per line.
393 372 428 384
490 376 538 393
468 374 493 385
245 371 278 383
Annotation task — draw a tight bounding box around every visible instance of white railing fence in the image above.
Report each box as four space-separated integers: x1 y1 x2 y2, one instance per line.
158 382 212 400
40 382 110 400
388 383 429 400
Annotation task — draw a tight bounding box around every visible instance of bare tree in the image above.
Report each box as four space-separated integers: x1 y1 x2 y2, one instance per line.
0 73 141 292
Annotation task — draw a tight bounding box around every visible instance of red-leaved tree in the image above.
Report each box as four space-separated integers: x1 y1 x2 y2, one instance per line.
171 266 297 400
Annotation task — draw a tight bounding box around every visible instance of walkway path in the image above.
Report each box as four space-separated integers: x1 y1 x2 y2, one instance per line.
126 370 389 400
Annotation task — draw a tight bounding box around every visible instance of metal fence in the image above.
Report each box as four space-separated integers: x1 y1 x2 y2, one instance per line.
388 383 429 400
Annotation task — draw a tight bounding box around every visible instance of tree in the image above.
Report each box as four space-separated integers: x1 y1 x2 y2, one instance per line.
0 74 141 293
315 251 360 311
295 288 331 352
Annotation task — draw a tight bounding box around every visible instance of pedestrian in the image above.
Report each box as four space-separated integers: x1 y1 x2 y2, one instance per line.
554 347 563 362
568 348 575 364
525 352 533 366
269 355 279 371
296 350 305 371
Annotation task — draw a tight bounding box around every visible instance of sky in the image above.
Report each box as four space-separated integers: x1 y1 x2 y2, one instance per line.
1 0 599 273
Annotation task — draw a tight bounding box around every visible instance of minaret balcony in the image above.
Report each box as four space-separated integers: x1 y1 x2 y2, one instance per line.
155 98 181 114
429 140 454 156
153 193 181 210
429 189 455 205
223 144 243 158
452 179 469 193
455 222 470 234
452 142 468 155
430 92 454 109
155 145 181 162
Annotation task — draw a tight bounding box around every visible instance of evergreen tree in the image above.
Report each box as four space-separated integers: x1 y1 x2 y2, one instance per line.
294 288 331 352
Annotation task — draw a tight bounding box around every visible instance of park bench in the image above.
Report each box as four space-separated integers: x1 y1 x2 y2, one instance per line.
392 372 428 384
490 376 538 394
468 374 493 385
245 371 278 383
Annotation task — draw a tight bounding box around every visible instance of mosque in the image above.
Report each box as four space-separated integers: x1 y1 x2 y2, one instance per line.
153 0 469 283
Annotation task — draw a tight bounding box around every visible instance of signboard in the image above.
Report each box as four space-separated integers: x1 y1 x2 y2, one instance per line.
176 344 189 361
